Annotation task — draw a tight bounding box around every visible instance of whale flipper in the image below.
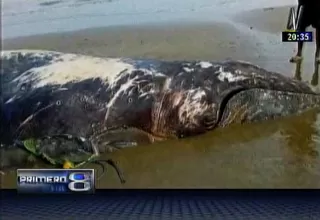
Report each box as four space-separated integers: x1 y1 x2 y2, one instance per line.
218 88 320 127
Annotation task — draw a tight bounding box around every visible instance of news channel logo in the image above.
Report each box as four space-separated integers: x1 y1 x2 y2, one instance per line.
17 169 95 194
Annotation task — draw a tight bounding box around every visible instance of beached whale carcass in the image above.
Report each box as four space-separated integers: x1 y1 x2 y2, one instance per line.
1 50 320 151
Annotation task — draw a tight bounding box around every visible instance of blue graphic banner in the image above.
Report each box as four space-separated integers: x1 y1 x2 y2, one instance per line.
16 169 95 194
1 189 319 219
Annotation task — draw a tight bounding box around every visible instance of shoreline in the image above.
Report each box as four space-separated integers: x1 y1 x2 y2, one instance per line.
2 0 295 39
2 4 317 80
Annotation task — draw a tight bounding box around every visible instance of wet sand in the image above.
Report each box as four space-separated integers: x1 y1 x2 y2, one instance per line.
3 22 263 64
234 5 314 34
232 5 317 79
2 6 320 188
3 5 318 79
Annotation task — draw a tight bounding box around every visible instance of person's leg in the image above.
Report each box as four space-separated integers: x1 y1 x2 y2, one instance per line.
290 5 307 80
311 27 320 85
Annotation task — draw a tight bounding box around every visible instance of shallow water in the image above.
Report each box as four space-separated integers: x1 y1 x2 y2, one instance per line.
94 109 320 188
2 109 320 188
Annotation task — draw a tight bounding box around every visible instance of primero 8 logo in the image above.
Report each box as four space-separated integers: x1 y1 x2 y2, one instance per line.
68 172 92 192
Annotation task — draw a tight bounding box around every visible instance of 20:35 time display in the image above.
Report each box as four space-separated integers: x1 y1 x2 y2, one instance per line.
282 31 313 42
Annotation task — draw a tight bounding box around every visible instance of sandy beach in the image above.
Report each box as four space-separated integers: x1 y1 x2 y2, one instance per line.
3 5 317 80
234 5 316 34
3 22 262 62
2 0 295 39
2 3 320 189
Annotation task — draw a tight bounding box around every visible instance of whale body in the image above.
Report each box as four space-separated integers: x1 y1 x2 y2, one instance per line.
1 50 320 151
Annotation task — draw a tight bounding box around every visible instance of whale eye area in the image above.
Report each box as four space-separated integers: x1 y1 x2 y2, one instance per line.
128 97 133 103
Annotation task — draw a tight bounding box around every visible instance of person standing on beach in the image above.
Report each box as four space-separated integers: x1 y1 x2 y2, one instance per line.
290 0 320 85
